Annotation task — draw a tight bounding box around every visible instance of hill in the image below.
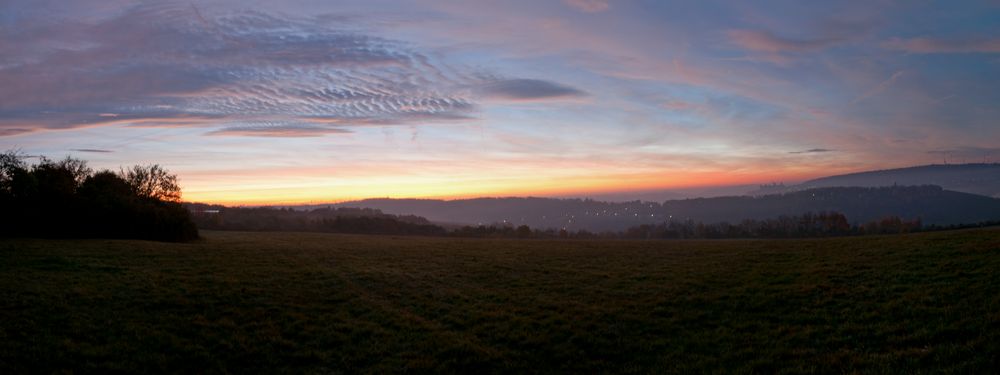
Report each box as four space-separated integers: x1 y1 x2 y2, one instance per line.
560 184 759 202
336 186 1000 231
3 229 999 373
564 164 1000 201
658 185 1000 226
750 163 1000 198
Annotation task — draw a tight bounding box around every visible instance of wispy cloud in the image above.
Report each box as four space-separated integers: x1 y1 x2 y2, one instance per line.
661 100 702 111
789 148 835 154
853 71 905 104
206 123 352 138
69 148 114 153
563 0 610 13
883 37 1000 54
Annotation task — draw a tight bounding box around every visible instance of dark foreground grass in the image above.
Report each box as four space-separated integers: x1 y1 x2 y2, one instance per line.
2 229 999 374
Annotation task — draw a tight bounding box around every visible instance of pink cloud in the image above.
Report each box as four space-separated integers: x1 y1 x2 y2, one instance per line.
726 29 843 53
882 37 1000 54
0 128 36 137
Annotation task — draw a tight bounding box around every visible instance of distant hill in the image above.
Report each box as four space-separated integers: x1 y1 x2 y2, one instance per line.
570 164 1000 202
751 164 1000 198
659 186 1000 226
335 186 1000 231
562 184 759 202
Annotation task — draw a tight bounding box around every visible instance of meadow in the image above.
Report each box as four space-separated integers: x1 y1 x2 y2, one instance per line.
2 229 998 373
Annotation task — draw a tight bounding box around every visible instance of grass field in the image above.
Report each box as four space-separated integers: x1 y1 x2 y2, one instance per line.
2 229 999 373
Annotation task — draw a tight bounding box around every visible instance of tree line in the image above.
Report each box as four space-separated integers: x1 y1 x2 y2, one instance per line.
451 212 996 240
187 203 993 240
0 151 198 242
189 206 447 236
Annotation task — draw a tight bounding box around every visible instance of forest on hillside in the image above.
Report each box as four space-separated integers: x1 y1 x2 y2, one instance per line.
189 205 448 236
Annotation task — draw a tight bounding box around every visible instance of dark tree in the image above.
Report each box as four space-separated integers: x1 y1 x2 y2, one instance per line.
516 225 532 238
121 164 182 202
0 150 28 193
0 151 198 242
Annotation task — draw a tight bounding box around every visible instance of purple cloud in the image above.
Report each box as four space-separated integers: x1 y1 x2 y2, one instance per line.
883 37 1000 54
479 79 587 101
206 122 352 138
0 2 538 137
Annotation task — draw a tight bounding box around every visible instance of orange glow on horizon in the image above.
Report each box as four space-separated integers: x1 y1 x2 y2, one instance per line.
180 168 835 205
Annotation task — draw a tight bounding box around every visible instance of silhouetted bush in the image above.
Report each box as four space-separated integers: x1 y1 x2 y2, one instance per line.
0 150 198 242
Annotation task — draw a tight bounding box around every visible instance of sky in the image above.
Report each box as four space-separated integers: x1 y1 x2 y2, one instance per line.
1 0 999 204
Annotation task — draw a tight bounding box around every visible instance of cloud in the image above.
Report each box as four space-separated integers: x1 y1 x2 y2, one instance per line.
479 79 587 101
0 2 519 137
206 127 349 138
789 148 834 154
563 0 610 13
204 121 352 138
853 70 905 104
882 37 1000 54
0 128 35 137
69 149 114 153
725 30 844 53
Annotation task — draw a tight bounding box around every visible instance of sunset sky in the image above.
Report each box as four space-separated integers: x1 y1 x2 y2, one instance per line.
2 0 998 204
